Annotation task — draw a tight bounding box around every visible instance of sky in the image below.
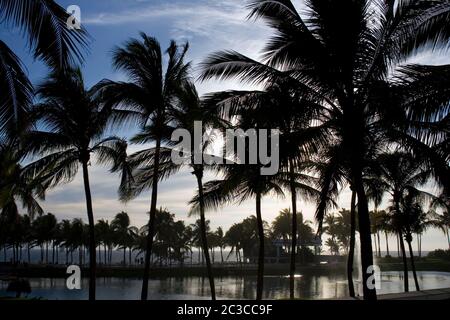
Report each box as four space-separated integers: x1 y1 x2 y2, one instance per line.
1 0 449 251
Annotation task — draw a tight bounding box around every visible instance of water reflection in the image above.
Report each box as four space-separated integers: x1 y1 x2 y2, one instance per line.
1 271 450 300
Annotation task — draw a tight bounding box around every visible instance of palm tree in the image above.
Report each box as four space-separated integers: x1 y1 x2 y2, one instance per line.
95 34 190 300
200 0 450 300
189 89 288 301
435 211 450 249
203 77 320 300
272 209 292 243
323 214 340 255
32 213 57 264
24 68 128 300
0 42 33 140
0 0 89 140
379 152 437 292
0 142 45 220
111 211 132 266
224 223 245 263
95 219 114 265
115 79 226 298
192 164 284 300
431 195 450 249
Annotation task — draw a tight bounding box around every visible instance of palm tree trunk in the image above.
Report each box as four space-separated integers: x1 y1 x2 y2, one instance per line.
353 171 377 300
373 234 377 258
141 137 161 300
419 235 422 258
417 235 421 259
289 159 297 300
385 232 390 256
123 247 126 266
255 192 265 300
82 159 96 301
377 232 381 257
194 169 216 300
398 231 409 292
406 233 420 291
347 190 356 298
446 228 450 250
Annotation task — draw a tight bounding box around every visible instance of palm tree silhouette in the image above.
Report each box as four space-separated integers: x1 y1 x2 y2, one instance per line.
0 0 89 140
379 152 437 292
431 195 450 249
0 142 45 220
192 163 284 300
95 34 190 300
200 0 450 300
111 211 133 266
25 67 128 300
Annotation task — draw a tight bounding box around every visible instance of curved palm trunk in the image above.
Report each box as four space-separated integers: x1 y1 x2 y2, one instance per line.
255 193 264 300
398 231 409 292
194 168 216 300
347 190 356 298
141 137 161 300
406 232 420 291
82 160 96 301
353 172 377 300
289 159 297 300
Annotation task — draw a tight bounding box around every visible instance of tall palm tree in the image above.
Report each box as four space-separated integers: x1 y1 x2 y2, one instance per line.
191 164 284 300
202 81 320 300
200 0 450 300
95 34 190 300
0 0 89 140
24 68 128 300
117 80 226 298
215 227 225 263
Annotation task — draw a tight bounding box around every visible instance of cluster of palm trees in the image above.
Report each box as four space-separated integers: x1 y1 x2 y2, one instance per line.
0 209 317 266
0 0 449 301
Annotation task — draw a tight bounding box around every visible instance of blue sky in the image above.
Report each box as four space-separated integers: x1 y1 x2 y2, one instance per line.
2 0 449 251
